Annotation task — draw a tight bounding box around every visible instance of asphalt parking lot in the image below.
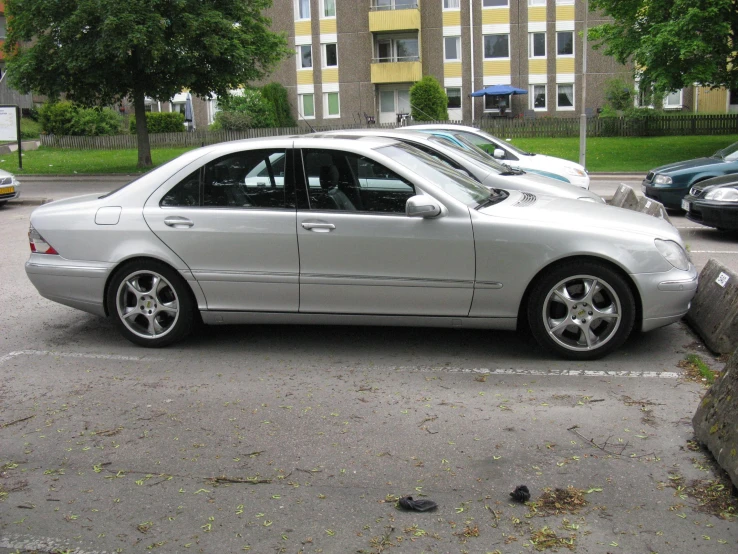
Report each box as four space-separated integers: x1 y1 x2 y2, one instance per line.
1 178 737 554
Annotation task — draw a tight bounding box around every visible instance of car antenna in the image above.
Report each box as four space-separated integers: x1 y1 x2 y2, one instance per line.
298 110 316 133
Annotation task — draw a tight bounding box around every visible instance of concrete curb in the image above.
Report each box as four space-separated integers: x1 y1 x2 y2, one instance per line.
686 259 738 355
4 197 51 206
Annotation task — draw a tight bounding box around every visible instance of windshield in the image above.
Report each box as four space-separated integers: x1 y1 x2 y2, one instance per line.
426 136 506 173
377 143 492 207
714 142 738 161
456 130 532 156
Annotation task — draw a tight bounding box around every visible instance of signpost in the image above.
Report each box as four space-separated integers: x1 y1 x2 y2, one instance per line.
0 105 22 170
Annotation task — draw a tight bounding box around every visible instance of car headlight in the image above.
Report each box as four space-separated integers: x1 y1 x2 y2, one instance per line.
655 239 690 271
705 187 738 202
564 166 586 177
653 174 673 185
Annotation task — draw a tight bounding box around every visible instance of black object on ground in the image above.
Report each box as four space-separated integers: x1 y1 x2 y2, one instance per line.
398 496 438 512
510 485 531 503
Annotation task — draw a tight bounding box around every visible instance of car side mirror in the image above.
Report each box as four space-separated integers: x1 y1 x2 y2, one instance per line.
406 195 443 218
493 148 505 159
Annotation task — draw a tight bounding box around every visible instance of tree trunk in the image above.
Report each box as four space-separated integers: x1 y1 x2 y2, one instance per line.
133 88 152 168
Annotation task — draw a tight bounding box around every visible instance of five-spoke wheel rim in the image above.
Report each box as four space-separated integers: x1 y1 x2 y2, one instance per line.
541 274 622 352
116 270 180 340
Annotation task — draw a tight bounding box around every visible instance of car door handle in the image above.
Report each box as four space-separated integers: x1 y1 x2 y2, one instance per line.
301 222 336 232
164 216 194 228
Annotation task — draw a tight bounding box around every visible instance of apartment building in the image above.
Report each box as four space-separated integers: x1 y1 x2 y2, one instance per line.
262 0 633 125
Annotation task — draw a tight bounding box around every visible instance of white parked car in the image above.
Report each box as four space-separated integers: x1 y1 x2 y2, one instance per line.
409 124 590 189
0 169 21 206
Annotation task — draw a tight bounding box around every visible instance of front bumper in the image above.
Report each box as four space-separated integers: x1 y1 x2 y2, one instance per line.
25 254 112 317
683 196 738 230
632 264 699 332
641 180 689 210
0 183 20 202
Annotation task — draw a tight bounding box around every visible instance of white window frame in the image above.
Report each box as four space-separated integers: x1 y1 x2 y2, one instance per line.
529 32 546 58
555 0 574 5
663 89 683 110
322 43 338 68
483 0 509 7
529 0 546 6
297 45 313 70
556 31 574 57
531 84 547 110
446 87 462 110
295 0 311 20
299 93 315 119
483 34 510 60
557 83 575 111
321 0 336 18
323 91 340 118
444 36 461 62
375 34 420 63
443 0 461 9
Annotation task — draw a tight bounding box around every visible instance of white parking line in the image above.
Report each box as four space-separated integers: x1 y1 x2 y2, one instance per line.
690 251 738 254
399 366 680 378
0 349 161 367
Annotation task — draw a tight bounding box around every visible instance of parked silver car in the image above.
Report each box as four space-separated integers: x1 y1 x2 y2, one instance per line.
26 135 697 359
0 169 21 206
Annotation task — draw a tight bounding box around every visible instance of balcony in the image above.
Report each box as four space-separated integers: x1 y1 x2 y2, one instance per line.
370 58 422 84
369 1 420 33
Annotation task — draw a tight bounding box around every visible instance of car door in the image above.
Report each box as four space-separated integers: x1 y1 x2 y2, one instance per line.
295 146 475 316
143 148 299 312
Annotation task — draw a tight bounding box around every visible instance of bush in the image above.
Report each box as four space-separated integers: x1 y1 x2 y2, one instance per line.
38 101 122 136
410 76 448 121
212 111 256 131
603 78 635 112
217 89 277 129
20 117 42 139
129 112 185 134
261 83 296 128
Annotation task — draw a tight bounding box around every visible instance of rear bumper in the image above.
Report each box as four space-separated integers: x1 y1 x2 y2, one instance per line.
632 265 699 332
25 255 112 317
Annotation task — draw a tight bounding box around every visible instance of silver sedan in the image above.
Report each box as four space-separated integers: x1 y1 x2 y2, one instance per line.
0 168 21 206
26 136 697 359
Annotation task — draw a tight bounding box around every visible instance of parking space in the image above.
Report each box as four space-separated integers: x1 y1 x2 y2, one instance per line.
2 183 737 553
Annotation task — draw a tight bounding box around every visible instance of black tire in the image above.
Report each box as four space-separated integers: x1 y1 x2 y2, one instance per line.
527 260 636 360
106 259 195 347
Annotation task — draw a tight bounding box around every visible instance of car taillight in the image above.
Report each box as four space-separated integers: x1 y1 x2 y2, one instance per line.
29 224 59 255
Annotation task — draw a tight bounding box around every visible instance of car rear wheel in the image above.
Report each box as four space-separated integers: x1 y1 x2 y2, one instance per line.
527 261 636 360
106 260 195 347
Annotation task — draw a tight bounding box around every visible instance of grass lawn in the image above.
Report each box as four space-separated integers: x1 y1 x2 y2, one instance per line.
2 134 738 175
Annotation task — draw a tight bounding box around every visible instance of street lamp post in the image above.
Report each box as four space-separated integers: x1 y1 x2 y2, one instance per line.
579 0 589 169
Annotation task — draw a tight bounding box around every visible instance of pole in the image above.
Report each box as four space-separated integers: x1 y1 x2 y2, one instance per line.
579 0 588 168
16 106 22 170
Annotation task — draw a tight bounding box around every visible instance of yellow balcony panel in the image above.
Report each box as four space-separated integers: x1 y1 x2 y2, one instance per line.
556 5 575 21
294 20 312 36
556 58 575 74
482 9 510 25
320 19 337 34
322 68 339 83
483 60 510 76
528 6 546 23
297 70 314 86
444 62 462 79
442 11 461 26
371 61 422 84
369 8 420 32
528 59 547 75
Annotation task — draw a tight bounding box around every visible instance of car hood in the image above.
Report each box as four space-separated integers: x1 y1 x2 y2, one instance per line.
650 157 723 175
479 191 681 241
484 172 602 202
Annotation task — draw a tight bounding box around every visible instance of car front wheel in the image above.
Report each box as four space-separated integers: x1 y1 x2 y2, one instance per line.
527 261 636 360
106 260 195 347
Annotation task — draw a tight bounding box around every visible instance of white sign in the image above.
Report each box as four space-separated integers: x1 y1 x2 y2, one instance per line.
716 272 730 288
0 107 18 142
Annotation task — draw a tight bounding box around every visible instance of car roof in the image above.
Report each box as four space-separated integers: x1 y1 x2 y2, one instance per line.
407 124 480 133
190 133 401 156
317 128 438 143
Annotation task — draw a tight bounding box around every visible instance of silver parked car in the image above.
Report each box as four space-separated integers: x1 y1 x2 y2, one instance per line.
0 168 21 206
26 136 697 359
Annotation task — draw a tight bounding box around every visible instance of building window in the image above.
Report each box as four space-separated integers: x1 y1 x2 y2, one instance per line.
557 84 574 109
299 94 315 118
375 35 419 62
443 0 460 8
663 90 683 110
298 45 313 69
444 37 461 61
323 43 338 67
529 0 546 5
556 0 574 4
531 84 546 109
557 31 574 56
295 0 310 20
373 0 417 9
529 33 546 58
483 0 509 6
324 92 340 117
322 0 336 17
635 80 654 108
483 34 510 59
446 88 461 109
484 94 508 111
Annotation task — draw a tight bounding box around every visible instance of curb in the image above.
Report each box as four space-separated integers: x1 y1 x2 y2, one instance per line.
5 197 51 206
686 259 738 355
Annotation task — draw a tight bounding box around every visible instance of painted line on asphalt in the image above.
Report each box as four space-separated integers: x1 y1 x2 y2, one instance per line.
0 349 161 367
690 250 738 254
0 535 109 554
399 366 680 379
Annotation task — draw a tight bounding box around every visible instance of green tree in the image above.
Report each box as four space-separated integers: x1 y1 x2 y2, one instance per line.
261 83 297 128
603 78 635 112
589 0 738 95
217 89 278 129
3 0 290 167
410 76 449 121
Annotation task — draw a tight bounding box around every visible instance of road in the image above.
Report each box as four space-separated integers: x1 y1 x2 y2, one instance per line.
1 177 736 554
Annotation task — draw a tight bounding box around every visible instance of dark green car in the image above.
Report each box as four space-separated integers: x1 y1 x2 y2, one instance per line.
642 141 738 210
